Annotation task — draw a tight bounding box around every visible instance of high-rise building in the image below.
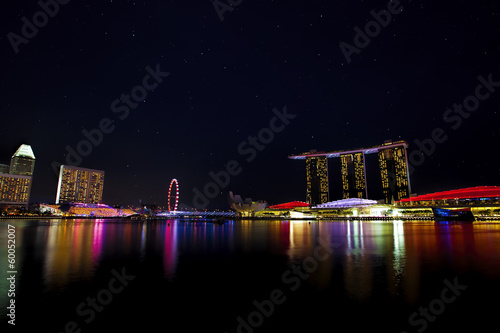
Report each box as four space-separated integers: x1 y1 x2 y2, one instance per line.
289 140 411 204
0 144 35 207
0 174 32 206
378 144 411 204
56 165 105 204
0 164 9 174
306 156 328 206
340 152 367 199
10 144 35 176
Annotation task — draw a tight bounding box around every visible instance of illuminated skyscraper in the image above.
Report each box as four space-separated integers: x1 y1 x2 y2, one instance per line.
306 156 328 206
340 152 367 199
56 165 105 204
378 144 411 204
0 144 35 206
10 144 35 176
290 140 411 204
0 174 32 206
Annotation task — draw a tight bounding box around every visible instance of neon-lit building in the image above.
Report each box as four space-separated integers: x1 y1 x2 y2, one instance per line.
395 186 500 207
56 165 105 204
313 198 387 218
313 198 378 209
269 201 310 210
341 152 367 199
256 202 312 218
0 144 35 207
289 141 411 203
378 144 410 204
306 155 329 206
40 203 136 217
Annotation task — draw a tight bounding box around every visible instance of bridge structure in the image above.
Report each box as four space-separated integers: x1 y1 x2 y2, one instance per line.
159 178 236 218
289 141 412 206
156 210 236 218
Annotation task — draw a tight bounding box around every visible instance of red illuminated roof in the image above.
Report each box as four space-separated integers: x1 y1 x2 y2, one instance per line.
269 201 310 209
397 186 500 202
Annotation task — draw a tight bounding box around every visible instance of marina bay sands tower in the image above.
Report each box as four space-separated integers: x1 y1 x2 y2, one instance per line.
340 152 367 199
305 155 329 206
378 144 411 204
289 141 411 205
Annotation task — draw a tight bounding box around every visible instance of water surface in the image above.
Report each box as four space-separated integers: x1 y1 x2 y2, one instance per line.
1 219 499 332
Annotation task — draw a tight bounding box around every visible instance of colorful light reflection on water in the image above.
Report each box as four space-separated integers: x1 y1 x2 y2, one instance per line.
0 219 500 332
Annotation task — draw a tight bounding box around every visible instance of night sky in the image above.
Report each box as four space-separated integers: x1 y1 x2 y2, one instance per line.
1 0 499 209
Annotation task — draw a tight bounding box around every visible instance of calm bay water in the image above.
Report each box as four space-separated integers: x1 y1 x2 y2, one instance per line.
1 219 500 332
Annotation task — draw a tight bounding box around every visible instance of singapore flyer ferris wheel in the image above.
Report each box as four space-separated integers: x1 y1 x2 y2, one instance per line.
168 178 179 212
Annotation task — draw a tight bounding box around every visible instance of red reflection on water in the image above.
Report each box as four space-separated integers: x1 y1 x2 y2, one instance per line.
164 220 178 279
91 220 104 264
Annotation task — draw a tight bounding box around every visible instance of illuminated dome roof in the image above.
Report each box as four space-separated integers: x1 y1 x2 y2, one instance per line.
269 201 310 209
313 198 378 209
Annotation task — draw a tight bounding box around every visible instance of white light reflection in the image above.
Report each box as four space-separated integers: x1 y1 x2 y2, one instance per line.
392 220 406 276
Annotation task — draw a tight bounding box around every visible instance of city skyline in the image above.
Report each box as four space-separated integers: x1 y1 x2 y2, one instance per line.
0 137 494 209
0 1 499 209
0 136 498 209
1 2 500 331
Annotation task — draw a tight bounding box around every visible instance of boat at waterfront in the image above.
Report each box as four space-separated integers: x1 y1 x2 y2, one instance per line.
432 207 475 222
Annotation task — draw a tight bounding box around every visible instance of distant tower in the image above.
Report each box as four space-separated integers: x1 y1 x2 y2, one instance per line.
10 144 35 176
340 152 367 199
306 156 329 206
56 165 105 204
378 144 411 204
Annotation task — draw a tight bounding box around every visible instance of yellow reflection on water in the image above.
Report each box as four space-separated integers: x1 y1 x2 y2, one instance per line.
44 220 101 290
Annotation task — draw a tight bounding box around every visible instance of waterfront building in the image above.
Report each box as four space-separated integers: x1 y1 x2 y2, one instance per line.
289 141 411 203
306 155 329 206
313 198 378 209
0 144 35 207
268 201 310 209
56 165 105 204
378 143 410 204
228 191 267 217
0 173 32 206
341 152 367 199
39 202 136 217
395 186 500 207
